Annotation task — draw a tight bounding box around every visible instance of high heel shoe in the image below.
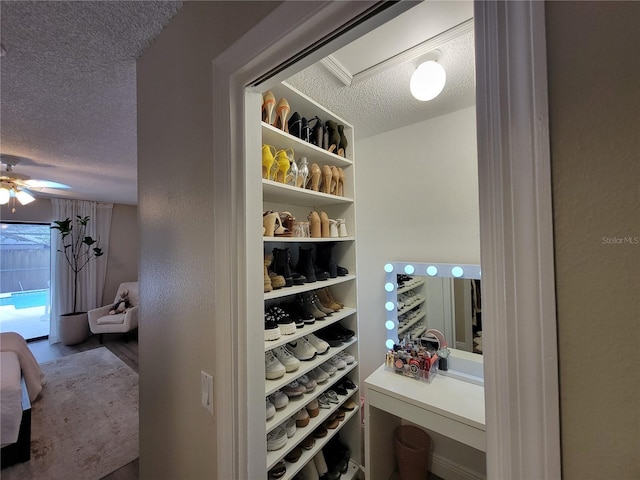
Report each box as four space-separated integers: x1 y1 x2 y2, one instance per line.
309 117 324 147
319 211 330 238
337 167 345 196
274 149 291 183
286 152 298 186
287 112 301 138
297 157 309 188
330 166 339 195
338 125 347 157
261 91 276 124
321 165 332 194
329 219 338 238
308 211 321 238
336 218 348 237
306 163 321 191
264 211 291 237
273 98 290 133
326 120 340 154
262 144 276 180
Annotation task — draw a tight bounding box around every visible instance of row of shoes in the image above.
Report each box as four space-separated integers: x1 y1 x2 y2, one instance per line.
265 329 355 380
398 308 424 329
397 274 421 289
397 291 424 312
263 211 348 239
262 147 347 197
264 247 348 293
279 435 352 480
262 92 349 158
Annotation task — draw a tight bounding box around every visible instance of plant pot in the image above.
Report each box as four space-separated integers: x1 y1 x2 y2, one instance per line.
59 312 89 346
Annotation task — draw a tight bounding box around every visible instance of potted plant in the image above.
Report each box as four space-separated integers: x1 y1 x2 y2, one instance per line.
52 215 103 345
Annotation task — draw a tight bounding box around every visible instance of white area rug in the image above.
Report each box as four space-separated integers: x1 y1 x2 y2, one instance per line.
2 347 139 480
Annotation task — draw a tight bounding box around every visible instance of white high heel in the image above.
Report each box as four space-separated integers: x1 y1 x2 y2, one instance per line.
336 219 347 237
329 219 338 238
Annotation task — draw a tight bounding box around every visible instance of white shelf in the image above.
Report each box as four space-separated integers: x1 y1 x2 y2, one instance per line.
262 123 353 168
265 307 357 352
266 337 357 397
267 400 360 473
267 367 358 434
397 310 426 335
396 296 425 316
264 275 356 301
264 236 355 243
263 179 354 207
397 278 425 294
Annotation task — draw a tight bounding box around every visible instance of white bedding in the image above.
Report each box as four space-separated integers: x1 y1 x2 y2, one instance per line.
0 332 45 402
1 351 23 447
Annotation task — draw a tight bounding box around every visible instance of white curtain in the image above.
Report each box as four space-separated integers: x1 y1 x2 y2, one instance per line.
50 199 113 344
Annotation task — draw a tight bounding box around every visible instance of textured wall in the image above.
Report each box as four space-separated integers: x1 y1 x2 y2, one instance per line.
102 204 138 304
136 2 281 479
546 2 640 478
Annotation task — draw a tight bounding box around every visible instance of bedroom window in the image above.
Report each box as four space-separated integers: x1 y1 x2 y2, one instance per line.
0 222 51 340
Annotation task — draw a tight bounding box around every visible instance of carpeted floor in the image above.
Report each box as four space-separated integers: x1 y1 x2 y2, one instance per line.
2 347 139 480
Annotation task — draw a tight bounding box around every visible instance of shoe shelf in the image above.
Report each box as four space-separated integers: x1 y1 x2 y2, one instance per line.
267 364 359 434
263 236 355 243
266 337 358 397
397 310 427 336
264 275 356 301
264 307 357 352
263 179 354 207
262 123 353 168
267 395 360 472
396 297 426 317
397 278 425 295
276 407 360 480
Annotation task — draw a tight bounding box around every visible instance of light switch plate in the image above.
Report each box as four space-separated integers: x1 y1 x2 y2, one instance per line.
201 371 214 415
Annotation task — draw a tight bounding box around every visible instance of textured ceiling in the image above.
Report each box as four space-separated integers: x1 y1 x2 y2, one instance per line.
0 1 182 205
0 1 474 207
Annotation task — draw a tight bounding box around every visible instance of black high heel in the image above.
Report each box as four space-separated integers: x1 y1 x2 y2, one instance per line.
308 117 324 147
338 125 347 157
301 117 311 143
288 112 302 138
326 120 340 154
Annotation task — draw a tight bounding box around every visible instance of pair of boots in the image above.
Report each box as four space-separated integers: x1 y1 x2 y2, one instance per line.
264 256 286 293
296 449 340 480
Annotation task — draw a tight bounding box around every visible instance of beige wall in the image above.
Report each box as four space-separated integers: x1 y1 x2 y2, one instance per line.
136 2 281 479
546 2 640 479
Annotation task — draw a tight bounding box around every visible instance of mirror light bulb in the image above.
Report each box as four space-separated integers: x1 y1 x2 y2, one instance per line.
410 60 446 101
0 187 10 205
426 266 438 276
386 339 395 350
385 320 395 331
384 263 394 273
452 266 464 277
385 301 395 312
385 282 395 292
404 265 415 274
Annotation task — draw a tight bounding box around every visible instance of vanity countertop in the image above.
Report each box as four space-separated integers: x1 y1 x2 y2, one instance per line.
365 364 485 432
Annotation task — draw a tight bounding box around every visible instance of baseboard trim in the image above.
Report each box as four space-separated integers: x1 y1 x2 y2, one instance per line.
431 452 485 480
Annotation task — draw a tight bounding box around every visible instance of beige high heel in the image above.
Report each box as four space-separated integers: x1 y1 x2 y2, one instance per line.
263 211 291 237
262 91 276 124
319 212 330 238
306 163 322 191
321 165 332 194
308 211 321 238
337 167 345 196
273 98 290 132
330 166 339 195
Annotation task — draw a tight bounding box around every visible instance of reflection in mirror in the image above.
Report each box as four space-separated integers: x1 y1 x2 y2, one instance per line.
384 261 482 356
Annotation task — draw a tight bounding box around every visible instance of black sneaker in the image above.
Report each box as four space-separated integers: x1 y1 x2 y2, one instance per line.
264 318 281 341
281 301 315 326
330 322 355 340
266 305 296 335
316 327 344 347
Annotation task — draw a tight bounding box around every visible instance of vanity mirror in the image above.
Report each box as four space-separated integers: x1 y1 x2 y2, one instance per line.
384 261 484 382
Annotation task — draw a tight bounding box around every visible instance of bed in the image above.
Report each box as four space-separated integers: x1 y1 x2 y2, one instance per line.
0 332 45 468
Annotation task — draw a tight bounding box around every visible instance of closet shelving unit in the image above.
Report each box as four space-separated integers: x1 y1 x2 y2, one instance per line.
396 277 427 339
262 82 361 480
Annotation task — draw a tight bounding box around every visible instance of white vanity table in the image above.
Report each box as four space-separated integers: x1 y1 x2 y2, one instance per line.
364 364 485 479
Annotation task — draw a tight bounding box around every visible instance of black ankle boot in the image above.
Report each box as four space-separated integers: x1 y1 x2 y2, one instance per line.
315 243 337 278
285 248 306 285
296 247 317 283
271 248 293 287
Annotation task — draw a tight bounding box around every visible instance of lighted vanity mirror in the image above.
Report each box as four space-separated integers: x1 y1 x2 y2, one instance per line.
384 261 484 384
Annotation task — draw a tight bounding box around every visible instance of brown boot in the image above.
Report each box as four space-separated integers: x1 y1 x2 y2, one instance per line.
264 259 272 293
316 288 341 311
265 255 286 289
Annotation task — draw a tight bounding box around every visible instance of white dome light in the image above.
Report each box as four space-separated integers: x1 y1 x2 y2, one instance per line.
0 187 10 205
410 60 446 101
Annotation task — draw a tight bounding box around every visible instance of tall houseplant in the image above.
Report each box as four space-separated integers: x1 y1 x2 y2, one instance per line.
52 216 103 344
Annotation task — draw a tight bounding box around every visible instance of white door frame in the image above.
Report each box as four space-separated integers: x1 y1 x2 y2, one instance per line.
212 1 561 478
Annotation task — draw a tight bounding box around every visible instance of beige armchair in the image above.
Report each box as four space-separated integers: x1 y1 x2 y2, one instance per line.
88 282 139 343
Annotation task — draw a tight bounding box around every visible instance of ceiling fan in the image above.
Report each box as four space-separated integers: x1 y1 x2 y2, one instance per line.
0 154 71 212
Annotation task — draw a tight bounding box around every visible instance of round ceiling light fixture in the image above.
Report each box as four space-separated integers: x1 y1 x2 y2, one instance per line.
410 50 446 102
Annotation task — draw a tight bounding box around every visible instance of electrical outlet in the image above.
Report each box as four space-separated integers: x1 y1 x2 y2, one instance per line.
201 371 214 415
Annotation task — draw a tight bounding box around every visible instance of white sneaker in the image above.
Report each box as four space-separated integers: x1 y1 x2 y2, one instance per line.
297 374 317 393
287 337 318 361
273 345 300 373
283 417 296 438
304 333 329 355
268 390 289 409
265 350 286 380
266 427 288 451
309 367 330 383
266 399 276 420
326 355 346 370
318 362 337 376
337 351 355 365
